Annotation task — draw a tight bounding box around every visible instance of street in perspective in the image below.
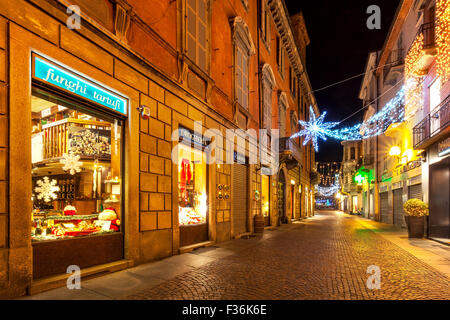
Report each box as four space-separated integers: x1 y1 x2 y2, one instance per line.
0 0 448 309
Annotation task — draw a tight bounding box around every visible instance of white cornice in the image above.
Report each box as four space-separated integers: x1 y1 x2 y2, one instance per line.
267 0 318 116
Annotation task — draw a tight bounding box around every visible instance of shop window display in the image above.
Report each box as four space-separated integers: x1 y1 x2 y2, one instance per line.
262 174 270 217
31 95 122 241
178 146 207 226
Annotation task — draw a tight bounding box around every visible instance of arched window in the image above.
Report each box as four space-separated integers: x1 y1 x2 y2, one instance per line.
290 110 298 135
232 16 255 110
261 63 276 130
278 91 288 137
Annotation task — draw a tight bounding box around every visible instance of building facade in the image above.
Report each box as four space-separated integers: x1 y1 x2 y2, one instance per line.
340 140 363 214
410 0 449 240
357 0 449 238
0 0 317 297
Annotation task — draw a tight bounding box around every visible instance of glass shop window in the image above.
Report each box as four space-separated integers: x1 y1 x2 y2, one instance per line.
31 94 123 241
261 174 270 217
178 145 208 225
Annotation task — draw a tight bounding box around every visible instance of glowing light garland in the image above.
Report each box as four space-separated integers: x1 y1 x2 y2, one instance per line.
291 85 407 151
436 0 450 85
315 184 340 197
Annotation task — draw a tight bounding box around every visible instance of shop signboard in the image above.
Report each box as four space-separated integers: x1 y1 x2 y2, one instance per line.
178 126 211 149
438 137 450 157
33 55 128 115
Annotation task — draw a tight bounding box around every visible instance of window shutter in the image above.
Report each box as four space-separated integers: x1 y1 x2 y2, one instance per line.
185 0 208 71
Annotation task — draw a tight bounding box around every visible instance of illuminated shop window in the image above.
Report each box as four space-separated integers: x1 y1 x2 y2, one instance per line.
262 174 270 217
31 95 122 241
178 145 208 225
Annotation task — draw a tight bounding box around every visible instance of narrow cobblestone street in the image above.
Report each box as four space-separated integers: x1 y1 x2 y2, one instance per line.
124 211 449 300
25 210 449 300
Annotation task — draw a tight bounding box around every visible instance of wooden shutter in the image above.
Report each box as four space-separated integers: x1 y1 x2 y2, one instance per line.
186 0 208 71
233 164 248 235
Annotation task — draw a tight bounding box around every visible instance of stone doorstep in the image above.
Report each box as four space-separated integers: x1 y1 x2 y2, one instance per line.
429 237 450 246
178 240 215 254
28 260 132 296
234 232 252 239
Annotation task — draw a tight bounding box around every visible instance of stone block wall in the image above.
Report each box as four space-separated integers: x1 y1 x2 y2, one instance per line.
0 16 8 291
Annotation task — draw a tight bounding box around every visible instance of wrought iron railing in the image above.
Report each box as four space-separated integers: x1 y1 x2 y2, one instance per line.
383 49 404 81
420 22 436 49
413 94 450 148
279 137 303 161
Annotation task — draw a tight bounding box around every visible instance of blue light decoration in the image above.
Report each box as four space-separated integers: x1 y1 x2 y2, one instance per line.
290 85 407 150
290 107 340 152
33 56 128 115
315 184 340 197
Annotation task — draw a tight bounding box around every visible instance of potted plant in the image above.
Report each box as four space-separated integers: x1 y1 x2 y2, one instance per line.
403 198 429 238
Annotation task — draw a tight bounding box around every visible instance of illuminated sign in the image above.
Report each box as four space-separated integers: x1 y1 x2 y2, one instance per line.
33 56 128 115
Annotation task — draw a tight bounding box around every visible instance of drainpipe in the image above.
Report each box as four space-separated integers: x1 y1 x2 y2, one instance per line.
375 52 380 222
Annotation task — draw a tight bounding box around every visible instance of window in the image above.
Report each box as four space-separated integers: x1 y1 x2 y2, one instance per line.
31 94 123 242
261 64 276 130
276 36 285 77
235 43 249 109
178 145 207 226
289 66 297 97
262 174 270 217
262 79 272 129
429 78 441 135
232 17 255 111
278 92 287 137
185 0 209 72
350 147 356 160
290 111 298 135
261 0 271 47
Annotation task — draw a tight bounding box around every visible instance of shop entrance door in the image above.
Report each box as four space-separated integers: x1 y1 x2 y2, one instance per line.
232 164 248 236
380 192 390 224
393 189 404 227
429 159 450 239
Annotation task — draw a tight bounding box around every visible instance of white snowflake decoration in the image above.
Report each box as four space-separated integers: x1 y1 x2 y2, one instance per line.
35 177 60 202
290 106 339 152
60 153 83 175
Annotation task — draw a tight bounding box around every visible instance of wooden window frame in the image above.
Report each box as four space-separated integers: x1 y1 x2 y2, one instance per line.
183 0 211 73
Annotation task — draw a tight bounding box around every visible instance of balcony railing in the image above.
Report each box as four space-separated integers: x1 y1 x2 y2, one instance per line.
413 94 450 149
383 49 404 82
279 137 303 163
420 22 436 50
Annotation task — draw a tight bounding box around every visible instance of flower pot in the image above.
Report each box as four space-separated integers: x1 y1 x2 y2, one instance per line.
405 216 425 238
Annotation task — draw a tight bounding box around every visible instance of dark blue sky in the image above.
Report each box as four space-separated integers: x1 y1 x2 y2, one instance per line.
285 0 401 162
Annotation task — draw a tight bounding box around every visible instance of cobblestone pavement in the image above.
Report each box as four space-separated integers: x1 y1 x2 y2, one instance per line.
126 211 450 300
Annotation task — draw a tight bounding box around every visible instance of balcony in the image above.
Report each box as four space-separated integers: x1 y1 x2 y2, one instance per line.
279 137 303 167
362 155 375 167
407 22 437 76
383 49 404 86
413 94 450 149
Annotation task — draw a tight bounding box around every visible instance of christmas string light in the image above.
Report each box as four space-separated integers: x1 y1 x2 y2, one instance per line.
315 184 340 197
436 0 450 84
291 83 408 150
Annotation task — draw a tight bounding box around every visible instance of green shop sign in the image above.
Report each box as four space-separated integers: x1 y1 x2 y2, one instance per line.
33 55 128 115
353 166 374 185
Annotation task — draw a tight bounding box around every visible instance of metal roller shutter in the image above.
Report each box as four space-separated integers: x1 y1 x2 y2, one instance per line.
232 164 248 235
380 192 389 224
393 189 404 227
408 184 422 200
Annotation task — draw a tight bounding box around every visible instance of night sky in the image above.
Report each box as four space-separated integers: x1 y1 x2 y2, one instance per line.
285 0 401 162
